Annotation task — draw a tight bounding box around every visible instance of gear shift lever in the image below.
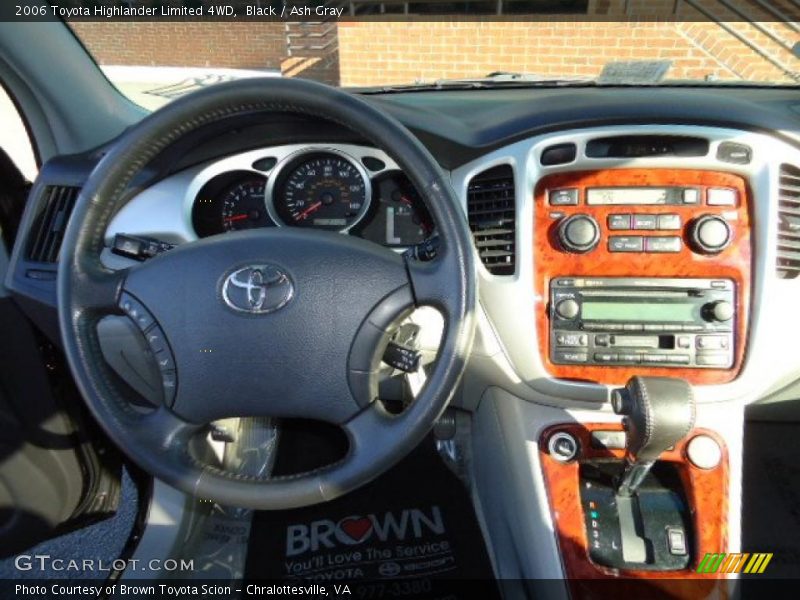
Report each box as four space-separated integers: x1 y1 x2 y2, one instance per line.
612 376 696 496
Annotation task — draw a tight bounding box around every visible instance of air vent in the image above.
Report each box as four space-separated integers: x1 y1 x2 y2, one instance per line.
778 164 800 279
27 186 80 263
467 164 515 275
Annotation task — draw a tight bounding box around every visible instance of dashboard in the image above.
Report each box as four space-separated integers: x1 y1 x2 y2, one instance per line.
111 144 432 249
8 85 800 410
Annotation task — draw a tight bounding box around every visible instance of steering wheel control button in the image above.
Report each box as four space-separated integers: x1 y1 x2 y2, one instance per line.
707 188 737 206
154 350 175 372
382 341 421 373
686 435 722 470
555 298 580 320
549 188 579 206
548 432 580 463
145 327 168 354
690 215 731 254
608 236 643 253
558 214 600 253
112 233 175 261
119 293 155 331
644 236 682 253
161 371 178 407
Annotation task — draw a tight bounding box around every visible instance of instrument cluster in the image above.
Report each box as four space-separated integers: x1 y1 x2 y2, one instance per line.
191 148 433 247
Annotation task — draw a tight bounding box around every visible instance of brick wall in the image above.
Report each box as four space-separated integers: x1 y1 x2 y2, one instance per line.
337 17 799 86
71 22 287 69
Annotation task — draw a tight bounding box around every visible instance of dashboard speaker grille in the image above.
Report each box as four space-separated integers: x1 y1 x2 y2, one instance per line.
778 164 800 279
467 164 516 275
26 186 80 263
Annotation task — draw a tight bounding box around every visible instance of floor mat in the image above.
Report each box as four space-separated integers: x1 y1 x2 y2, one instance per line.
244 437 498 597
742 420 800 579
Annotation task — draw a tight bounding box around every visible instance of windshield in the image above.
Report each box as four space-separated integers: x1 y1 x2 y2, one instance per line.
66 1 800 109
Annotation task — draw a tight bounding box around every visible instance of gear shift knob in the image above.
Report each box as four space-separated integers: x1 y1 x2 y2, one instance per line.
612 376 696 496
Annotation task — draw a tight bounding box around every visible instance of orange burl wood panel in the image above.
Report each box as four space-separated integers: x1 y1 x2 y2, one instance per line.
539 423 728 598
534 169 752 386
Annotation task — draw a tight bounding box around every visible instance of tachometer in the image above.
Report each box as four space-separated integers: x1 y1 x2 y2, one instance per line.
269 151 370 231
221 178 269 232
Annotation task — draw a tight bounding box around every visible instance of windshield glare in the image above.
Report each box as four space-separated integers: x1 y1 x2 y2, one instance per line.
68 5 800 109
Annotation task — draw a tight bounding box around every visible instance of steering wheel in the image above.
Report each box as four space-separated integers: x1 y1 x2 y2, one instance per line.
57 78 477 509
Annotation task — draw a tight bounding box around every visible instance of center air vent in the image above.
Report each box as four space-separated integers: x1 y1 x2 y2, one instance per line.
27 185 80 263
466 164 516 275
778 164 800 279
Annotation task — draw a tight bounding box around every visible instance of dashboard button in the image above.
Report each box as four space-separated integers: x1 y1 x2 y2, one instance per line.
541 143 577 166
608 236 643 252
645 236 682 253
683 188 700 204
618 353 642 364
632 214 657 230
642 354 667 363
666 355 691 364
595 334 610 347
594 352 618 363
643 324 665 332
696 335 730 350
608 214 631 230
556 333 588 347
623 324 644 332
549 188 579 206
717 142 752 165
677 336 692 349
657 214 682 230
707 188 737 206
696 354 731 367
554 351 589 363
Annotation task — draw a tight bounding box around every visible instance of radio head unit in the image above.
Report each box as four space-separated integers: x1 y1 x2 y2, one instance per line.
550 277 735 369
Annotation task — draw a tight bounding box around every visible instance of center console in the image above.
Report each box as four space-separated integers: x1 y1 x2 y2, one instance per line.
534 168 752 385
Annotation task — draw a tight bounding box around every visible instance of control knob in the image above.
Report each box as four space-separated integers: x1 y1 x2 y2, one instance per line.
689 215 731 254
557 214 600 253
705 300 734 323
555 298 580 320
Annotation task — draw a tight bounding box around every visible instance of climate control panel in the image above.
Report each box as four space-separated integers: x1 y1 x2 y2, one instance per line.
533 168 752 385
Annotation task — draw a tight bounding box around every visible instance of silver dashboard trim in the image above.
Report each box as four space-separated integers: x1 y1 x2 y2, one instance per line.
105 143 400 246
451 124 800 406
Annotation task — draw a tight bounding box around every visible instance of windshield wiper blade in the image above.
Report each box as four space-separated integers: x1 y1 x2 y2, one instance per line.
356 75 597 94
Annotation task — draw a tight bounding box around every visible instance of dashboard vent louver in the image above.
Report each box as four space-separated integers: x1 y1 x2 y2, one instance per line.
467 164 516 275
778 164 800 279
27 186 80 263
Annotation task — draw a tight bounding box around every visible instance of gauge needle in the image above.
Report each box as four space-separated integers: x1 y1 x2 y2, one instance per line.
298 201 322 220
224 214 249 223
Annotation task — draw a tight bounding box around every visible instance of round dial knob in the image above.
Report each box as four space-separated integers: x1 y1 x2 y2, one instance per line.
706 300 734 322
690 215 731 254
555 298 580 320
557 214 600 253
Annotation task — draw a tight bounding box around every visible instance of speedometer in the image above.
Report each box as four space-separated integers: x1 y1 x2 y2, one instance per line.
269 151 370 232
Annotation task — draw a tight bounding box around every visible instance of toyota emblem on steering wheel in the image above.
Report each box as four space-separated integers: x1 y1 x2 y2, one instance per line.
221 265 294 314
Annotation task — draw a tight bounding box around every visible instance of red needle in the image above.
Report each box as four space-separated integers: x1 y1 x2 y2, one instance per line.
297 201 322 220
224 214 249 223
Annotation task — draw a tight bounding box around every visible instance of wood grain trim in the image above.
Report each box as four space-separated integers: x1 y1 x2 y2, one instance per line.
534 169 752 386
539 423 728 598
